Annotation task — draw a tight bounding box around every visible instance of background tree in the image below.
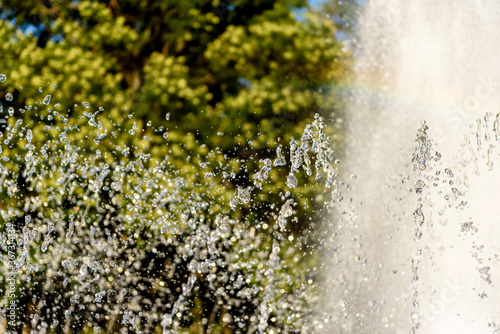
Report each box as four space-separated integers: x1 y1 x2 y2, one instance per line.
0 0 348 332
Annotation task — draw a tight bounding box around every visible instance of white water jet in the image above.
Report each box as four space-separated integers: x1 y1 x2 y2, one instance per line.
321 1 500 333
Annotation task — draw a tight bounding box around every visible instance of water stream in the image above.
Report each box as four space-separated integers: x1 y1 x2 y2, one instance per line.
320 1 500 333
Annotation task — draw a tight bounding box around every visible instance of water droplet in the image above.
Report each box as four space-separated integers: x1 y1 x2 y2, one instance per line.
273 144 286 166
487 144 494 170
237 186 251 204
5 93 13 101
0 74 6 82
461 221 478 234
289 138 303 171
253 158 272 182
413 204 424 226
494 114 500 141
41 240 49 252
229 196 238 210
414 180 425 194
478 266 492 284
278 199 294 230
286 172 298 188
25 150 33 162
42 94 51 105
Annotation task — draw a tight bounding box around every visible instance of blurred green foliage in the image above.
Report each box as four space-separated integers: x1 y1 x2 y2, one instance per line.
0 0 348 332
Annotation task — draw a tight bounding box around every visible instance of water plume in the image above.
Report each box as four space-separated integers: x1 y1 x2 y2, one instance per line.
320 1 500 333
0 77 338 333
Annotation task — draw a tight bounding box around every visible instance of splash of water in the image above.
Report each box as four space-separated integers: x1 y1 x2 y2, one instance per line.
0 75 338 333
